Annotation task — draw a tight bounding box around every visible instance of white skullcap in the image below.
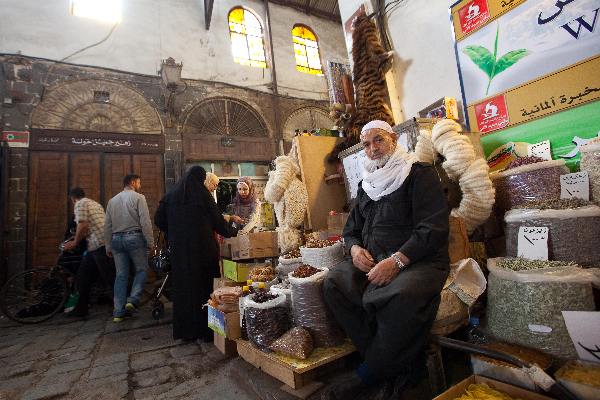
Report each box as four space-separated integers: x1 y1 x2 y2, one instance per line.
360 120 394 138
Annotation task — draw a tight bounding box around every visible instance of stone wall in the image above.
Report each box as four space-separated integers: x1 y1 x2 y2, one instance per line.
0 55 329 279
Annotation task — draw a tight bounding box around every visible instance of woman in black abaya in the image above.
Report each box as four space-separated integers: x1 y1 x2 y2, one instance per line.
155 166 237 342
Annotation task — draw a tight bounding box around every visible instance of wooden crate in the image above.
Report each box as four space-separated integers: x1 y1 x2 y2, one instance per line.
236 339 355 391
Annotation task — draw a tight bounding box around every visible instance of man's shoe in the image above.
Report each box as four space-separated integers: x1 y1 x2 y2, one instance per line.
113 316 125 323
125 302 137 312
321 373 369 400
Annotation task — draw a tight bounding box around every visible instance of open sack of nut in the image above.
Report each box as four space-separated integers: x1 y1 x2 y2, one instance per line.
277 248 303 279
486 257 599 359
289 265 345 348
244 292 290 350
300 236 344 270
504 202 600 266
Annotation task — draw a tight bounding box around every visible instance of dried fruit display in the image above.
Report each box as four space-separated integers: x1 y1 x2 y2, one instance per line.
269 327 314 359
292 265 321 278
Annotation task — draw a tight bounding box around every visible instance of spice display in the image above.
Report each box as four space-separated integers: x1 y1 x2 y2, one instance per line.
289 268 345 348
300 241 345 269
252 292 278 303
505 206 600 266
497 258 578 272
269 327 314 360
557 361 600 388
292 265 321 278
581 142 600 204
518 198 592 210
244 294 290 349
453 383 520 400
506 156 545 169
475 342 551 370
486 257 597 359
491 159 569 215
282 249 301 259
305 237 338 248
248 266 277 282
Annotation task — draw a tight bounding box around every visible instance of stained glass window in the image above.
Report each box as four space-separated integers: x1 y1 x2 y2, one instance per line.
228 8 267 68
292 25 323 75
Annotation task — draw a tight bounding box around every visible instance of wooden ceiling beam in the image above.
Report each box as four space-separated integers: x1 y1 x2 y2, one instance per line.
267 0 341 23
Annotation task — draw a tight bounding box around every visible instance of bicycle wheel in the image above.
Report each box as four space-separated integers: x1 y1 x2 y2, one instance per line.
0 268 68 324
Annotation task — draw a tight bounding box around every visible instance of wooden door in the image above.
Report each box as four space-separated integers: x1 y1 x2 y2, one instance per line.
103 154 132 206
133 154 164 226
70 153 101 203
28 152 68 268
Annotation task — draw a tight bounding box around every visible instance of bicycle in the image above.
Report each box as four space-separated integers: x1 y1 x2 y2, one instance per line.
0 239 83 324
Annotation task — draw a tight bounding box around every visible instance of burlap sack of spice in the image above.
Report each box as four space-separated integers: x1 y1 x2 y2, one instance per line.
581 142 600 205
486 257 599 359
490 159 569 215
504 205 600 266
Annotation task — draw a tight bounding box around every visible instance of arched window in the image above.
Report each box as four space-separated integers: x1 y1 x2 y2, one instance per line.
228 7 267 68
292 25 323 75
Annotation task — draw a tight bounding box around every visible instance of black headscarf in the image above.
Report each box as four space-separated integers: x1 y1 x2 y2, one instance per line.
169 166 210 205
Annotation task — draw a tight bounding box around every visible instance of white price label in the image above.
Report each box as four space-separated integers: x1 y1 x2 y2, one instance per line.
527 140 552 160
517 226 549 261
560 171 590 200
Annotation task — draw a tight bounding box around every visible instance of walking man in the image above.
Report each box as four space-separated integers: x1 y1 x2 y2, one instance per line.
105 174 154 322
64 187 114 317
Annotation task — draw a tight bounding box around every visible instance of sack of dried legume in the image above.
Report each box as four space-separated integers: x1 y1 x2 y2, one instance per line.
504 204 600 266
486 257 599 359
490 159 569 215
300 241 344 269
277 254 303 279
289 267 345 347
244 293 290 350
580 142 600 205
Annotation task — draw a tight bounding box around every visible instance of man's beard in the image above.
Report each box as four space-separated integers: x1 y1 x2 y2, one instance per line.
364 152 393 172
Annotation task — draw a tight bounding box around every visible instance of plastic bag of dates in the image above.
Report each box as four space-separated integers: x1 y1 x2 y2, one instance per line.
244 292 290 350
269 327 314 359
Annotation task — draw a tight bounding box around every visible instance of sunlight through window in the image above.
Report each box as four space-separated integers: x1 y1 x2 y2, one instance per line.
228 7 267 68
292 25 322 75
71 0 122 24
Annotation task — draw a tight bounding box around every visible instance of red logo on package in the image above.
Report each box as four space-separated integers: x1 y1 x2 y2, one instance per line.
475 95 510 133
458 0 490 35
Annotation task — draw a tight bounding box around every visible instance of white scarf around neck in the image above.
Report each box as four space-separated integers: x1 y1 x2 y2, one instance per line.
362 145 417 201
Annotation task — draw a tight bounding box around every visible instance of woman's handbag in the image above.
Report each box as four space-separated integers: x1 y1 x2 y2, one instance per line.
150 232 171 273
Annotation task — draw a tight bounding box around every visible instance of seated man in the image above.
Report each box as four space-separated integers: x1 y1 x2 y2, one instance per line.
322 120 450 399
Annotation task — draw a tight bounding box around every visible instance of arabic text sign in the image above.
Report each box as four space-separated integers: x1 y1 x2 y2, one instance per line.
528 140 552 160
517 226 549 260
457 0 600 107
451 0 526 40
458 0 491 35
561 171 590 200
562 311 600 363
470 55 600 134
341 149 367 199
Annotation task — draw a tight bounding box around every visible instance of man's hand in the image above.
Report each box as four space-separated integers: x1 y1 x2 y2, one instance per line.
366 257 399 286
231 215 244 224
350 245 375 273
63 240 77 251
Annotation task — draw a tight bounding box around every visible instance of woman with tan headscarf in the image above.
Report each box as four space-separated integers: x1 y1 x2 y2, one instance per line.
225 177 260 232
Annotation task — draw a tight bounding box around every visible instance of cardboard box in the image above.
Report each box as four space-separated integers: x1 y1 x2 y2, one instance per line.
222 259 269 282
207 305 241 339
327 213 349 237
229 231 279 260
214 332 237 356
213 277 244 291
220 241 232 258
433 375 554 400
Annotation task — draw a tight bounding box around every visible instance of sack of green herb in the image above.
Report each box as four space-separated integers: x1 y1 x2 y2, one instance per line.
504 204 600 266
490 159 568 216
486 257 599 359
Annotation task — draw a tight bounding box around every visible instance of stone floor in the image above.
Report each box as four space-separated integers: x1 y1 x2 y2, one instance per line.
0 301 468 400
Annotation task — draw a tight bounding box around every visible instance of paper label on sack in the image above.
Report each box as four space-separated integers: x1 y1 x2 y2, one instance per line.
560 171 590 201
517 226 549 260
562 311 600 363
527 140 552 161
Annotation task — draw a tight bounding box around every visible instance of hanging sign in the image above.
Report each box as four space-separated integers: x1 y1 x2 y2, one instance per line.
1 131 29 148
560 171 590 200
517 226 549 260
